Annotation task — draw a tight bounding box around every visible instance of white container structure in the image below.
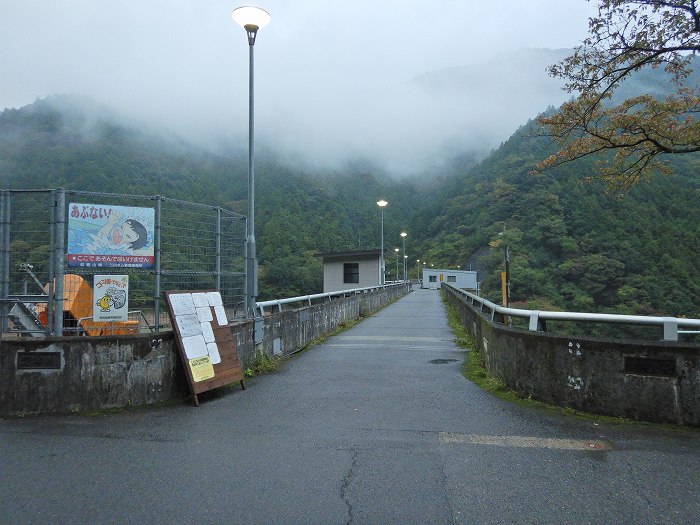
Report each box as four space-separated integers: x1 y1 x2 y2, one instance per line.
422 269 478 291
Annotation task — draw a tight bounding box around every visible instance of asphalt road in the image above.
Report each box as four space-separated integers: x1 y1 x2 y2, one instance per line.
2 288 699 524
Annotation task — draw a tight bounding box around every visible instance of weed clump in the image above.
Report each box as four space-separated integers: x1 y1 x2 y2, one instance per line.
244 351 281 377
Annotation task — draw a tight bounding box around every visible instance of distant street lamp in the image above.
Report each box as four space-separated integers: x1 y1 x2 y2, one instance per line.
404 255 408 282
377 200 388 284
400 232 407 281
232 5 271 316
416 259 420 280
394 248 400 281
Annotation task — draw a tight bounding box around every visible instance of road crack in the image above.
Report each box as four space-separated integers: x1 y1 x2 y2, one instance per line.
340 449 359 525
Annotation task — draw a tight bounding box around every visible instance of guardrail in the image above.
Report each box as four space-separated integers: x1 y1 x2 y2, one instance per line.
444 282 700 341
255 282 408 316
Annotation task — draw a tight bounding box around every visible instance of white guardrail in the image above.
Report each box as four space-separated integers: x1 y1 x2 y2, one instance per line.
255 282 407 316
443 282 700 342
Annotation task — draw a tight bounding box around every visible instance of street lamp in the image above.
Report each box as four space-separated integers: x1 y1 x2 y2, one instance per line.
400 232 407 281
377 200 387 284
404 255 408 282
394 248 400 281
416 259 420 281
232 5 271 317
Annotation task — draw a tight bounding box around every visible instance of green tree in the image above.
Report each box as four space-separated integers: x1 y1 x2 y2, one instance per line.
537 0 700 189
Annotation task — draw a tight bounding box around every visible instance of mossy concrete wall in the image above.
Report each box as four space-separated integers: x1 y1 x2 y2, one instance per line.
1 284 410 416
0 334 185 416
444 286 700 426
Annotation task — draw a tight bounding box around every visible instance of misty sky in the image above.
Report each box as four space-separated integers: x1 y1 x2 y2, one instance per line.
0 0 597 173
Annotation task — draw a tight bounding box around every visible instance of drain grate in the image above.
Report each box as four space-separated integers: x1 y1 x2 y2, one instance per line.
429 358 458 364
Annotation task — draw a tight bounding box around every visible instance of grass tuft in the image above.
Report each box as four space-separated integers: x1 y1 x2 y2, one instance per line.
244 351 281 377
441 292 648 426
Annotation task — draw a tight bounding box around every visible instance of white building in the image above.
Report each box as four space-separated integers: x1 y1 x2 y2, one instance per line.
422 268 478 291
316 249 383 293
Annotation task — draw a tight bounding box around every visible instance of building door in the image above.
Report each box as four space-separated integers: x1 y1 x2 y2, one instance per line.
429 275 438 289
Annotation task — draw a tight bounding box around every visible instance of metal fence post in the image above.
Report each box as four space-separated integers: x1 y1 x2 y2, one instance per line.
216 207 221 291
154 195 162 333
53 188 66 337
47 190 56 335
0 190 10 335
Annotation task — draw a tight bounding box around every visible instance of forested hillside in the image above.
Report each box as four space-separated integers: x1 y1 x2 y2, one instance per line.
416 119 700 320
0 95 422 300
1 84 698 319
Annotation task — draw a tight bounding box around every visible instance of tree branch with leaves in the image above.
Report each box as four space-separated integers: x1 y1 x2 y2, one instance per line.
535 0 700 190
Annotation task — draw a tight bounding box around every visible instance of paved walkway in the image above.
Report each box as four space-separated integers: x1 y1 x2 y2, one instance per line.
2 288 699 524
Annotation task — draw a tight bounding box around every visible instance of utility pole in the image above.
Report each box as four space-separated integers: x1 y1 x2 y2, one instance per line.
500 245 511 326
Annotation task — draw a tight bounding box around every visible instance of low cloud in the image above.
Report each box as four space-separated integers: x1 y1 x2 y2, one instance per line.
0 0 595 175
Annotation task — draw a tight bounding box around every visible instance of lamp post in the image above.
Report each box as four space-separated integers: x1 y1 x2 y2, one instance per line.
394 248 400 281
416 259 420 281
400 232 407 281
404 255 408 282
377 200 387 284
232 5 271 317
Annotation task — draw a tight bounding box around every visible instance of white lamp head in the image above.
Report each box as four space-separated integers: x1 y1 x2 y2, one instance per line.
232 6 271 44
377 199 388 208
400 232 407 238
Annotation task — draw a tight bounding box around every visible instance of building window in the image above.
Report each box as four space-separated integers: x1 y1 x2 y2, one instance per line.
429 275 437 283
344 263 359 284
447 276 456 283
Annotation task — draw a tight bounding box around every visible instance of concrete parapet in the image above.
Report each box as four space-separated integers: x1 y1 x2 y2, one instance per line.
0 334 185 415
246 282 410 361
443 286 700 426
0 283 410 416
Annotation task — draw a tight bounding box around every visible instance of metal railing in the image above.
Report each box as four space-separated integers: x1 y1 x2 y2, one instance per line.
256 282 407 316
444 282 700 342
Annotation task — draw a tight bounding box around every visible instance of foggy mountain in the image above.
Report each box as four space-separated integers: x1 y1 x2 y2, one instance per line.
260 49 576 174
1 48 698 314
407 48 571 157
0 93 424 299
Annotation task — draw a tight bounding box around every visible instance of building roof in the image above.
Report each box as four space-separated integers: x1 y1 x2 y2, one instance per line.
423 268 476 274
315 249 382 261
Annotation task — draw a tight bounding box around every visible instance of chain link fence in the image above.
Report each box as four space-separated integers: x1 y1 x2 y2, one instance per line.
1 189 246 337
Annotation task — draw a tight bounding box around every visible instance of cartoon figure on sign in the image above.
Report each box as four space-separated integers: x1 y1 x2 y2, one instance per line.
97 211 148 250
67 203 155 268
96 288 127 312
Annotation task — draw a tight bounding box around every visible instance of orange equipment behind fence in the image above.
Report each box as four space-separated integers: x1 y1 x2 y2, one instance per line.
36 274 138 336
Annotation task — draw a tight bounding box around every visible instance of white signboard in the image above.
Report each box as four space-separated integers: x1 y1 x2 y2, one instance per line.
93 275 129 322
68 203 155 268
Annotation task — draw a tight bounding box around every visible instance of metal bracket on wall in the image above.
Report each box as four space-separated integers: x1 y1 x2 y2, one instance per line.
663 318 678 342
254 316 264 345
529 311 547 332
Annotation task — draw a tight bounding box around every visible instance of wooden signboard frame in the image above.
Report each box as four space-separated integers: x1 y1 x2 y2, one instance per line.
164 290 245 406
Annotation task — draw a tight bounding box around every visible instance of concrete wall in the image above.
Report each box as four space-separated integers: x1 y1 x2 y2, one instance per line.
0 334 185 416
443 286 700 426
0 284 410 416
247 283 409 360
323 258 381 292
